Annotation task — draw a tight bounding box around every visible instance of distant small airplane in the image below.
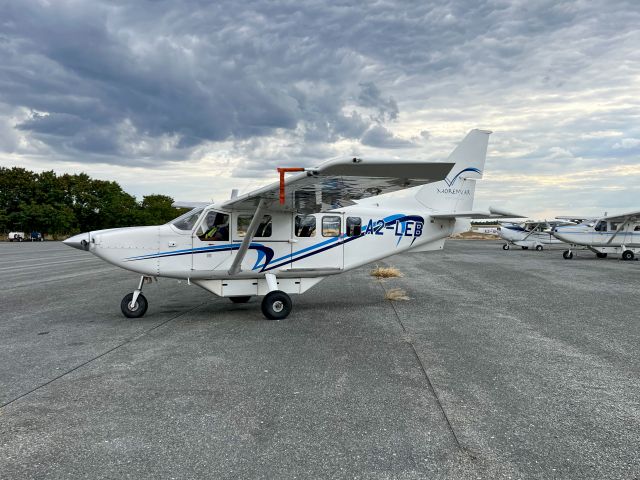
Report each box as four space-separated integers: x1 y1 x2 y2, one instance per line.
552 212 640 260
497 220 570 251
64 129 521 320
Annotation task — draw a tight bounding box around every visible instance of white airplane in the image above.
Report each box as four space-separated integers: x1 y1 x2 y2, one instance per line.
497 220 572 251
552 212 640 260
64 129 520 320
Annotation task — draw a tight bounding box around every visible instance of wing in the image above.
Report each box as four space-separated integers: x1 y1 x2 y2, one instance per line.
222 158 455 213
600 210 640 222
171 201 212 209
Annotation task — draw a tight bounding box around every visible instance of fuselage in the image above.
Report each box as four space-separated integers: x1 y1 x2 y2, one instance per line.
497 222 564 246
552 219 640 247
64 204 455 280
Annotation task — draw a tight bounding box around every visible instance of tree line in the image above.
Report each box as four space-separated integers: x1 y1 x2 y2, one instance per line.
0 167 188 238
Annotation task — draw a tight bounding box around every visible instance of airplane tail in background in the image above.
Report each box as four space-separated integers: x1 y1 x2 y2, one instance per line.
414 129 491 213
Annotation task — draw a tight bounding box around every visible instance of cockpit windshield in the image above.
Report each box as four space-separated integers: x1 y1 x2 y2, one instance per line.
169 207 204 231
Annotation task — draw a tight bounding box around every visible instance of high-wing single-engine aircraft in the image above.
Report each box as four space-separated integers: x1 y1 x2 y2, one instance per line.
64 129 520 320
552 211 640 260
497 220 574 251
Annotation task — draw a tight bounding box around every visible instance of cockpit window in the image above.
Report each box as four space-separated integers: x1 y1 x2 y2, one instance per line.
171 208 204 231
197 211 230 241
595 220 607 232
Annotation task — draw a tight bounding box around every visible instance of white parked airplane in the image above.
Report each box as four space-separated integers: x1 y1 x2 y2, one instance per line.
497 220 572 251
64 129 520 320
552 212 640 260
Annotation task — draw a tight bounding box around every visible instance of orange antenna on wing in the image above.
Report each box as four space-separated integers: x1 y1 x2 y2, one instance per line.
277 168 305 205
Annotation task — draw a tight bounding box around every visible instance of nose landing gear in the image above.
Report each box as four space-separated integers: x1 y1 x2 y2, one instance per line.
121 276 152 318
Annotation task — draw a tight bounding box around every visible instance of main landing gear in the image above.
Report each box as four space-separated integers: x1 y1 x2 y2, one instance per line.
260 273 292 320
121 275 152 318
622 250 635 261
261 291 292 320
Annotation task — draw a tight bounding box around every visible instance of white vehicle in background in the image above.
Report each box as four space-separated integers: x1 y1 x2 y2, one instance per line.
552 211 640 260
497 221 569 251
7 232 25 242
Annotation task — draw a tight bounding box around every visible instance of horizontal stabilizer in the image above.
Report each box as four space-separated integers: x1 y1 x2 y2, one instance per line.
489 206 524 217
431 207 525 219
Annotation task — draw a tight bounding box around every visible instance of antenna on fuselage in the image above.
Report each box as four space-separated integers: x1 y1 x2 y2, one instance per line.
230 189 239 200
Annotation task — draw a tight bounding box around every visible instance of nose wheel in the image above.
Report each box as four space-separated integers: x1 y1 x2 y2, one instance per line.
121 292 148 318
121 275 152 318
562 250 573 260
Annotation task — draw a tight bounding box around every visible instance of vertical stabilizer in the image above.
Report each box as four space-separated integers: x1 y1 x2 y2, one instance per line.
414 129 491 212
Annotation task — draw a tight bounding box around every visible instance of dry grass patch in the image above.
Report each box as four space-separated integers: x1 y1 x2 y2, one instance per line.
385 288 410 301
370 266 403 279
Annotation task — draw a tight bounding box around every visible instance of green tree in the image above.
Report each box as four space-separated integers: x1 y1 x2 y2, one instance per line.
138 194 184 225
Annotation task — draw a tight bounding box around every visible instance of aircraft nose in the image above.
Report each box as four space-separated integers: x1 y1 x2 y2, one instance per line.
63 232 91 251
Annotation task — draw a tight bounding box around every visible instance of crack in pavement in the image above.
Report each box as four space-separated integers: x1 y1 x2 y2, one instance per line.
374 271 474 459
0 302 207 409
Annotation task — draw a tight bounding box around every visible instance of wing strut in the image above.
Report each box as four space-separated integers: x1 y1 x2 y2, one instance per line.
228 199 266 276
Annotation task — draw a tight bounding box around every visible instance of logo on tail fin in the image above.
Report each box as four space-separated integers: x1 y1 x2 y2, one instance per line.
443 167 482 187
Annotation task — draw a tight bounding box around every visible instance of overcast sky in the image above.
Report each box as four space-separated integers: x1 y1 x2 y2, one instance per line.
1 0 639 218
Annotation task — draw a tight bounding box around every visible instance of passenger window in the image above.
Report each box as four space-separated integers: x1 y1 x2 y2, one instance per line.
610 222 619 231
197 211 229 241
295 215 316 237
322 216 341 237
237 214 272 238
346 217 362 236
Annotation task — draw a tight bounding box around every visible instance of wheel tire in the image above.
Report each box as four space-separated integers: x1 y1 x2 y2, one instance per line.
121 292 148 318
230 296 251 304
596 252 607 259
261 291 292 320
535 245 543 251
502 244 509 250
622 250 634 261
562 250 573 260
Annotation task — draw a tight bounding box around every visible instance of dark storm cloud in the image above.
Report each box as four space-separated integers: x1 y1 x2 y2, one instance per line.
0 0 639 199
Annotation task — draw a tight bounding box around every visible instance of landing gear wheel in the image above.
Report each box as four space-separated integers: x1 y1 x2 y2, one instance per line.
562 250 573 260
535 245 543 251
502 244 510 250
230 296 251 303
622 250 634 261
521 246 529 250
261 291 292 320
121 292 148 318
596 252 608 259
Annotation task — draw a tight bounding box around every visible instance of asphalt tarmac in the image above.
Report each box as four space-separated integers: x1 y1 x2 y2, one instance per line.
1 240 638 479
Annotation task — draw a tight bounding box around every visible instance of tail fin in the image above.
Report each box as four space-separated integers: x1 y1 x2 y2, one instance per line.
415 129 491 212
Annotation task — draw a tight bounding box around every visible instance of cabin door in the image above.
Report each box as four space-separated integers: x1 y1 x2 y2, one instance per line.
289 213 344 270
